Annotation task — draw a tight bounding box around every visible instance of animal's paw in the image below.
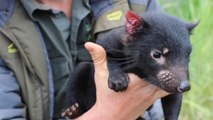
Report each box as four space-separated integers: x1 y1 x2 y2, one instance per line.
61 103 80 119
108 72 129 92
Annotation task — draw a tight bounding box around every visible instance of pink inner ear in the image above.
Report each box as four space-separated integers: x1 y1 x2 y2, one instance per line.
125 11 142 35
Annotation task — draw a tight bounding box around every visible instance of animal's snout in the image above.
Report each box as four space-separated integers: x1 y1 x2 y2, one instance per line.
177 81 190 92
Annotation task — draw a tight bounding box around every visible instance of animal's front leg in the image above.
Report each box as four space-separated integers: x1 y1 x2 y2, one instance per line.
161 93 183 120
108 62 129 92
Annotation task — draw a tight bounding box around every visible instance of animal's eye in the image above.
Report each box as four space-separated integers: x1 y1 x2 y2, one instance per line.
151 49 165 64
153 52 162 58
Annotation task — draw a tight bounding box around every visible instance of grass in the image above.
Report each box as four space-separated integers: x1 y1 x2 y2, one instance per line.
159 0 213 119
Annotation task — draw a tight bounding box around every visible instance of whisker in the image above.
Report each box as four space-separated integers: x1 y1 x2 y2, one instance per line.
106 49 130 53
191 39 202 46
190 73 201 86
107 56 135 61
191 79 200 87
108 59 135 66
118 59 136 66
129 43 147 46
130 44 162 47
106 50 134 55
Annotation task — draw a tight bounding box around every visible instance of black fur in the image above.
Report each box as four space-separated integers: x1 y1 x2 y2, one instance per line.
65 12 198 119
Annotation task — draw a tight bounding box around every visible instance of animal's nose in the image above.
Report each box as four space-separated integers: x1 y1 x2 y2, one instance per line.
177 81 191 92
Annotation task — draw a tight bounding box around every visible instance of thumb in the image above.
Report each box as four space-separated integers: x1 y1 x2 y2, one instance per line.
84 42 107 68
84 42 108 78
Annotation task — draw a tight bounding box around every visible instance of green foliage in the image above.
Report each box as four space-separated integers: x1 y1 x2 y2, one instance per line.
159 0 213 119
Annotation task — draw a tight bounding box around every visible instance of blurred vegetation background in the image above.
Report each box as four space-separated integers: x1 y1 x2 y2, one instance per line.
158 0 213 119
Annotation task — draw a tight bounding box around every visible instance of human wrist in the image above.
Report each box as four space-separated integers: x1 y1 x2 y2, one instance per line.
75 103 116 120
76 100 139 120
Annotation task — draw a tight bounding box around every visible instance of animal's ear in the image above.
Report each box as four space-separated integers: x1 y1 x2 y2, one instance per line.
186 21 200 33
125 11 143 35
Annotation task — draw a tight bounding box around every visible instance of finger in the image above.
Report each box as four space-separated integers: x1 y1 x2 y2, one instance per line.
128 74 169 100
84 42 109 83
154 89 170 99
128 73 149 88
84 42 107 69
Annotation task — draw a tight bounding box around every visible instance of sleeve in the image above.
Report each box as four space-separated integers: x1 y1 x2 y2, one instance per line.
0 59 26 120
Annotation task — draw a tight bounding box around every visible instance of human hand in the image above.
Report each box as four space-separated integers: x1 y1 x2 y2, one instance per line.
77 42 169 120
